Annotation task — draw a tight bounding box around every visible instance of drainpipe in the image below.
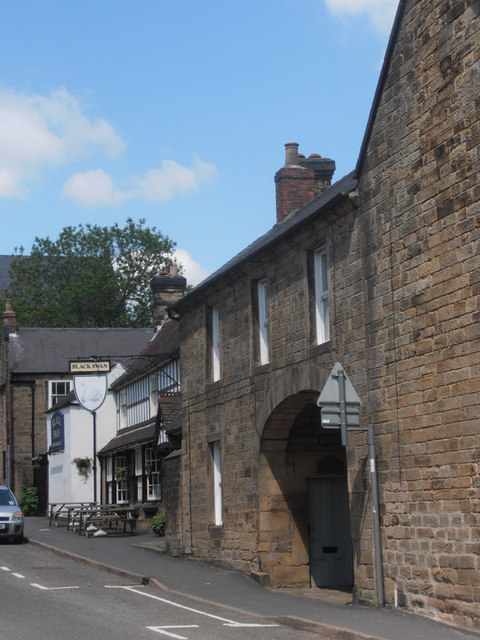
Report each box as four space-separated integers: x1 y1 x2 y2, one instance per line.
368 423 385 607
3 324 12 489
30 382 35 459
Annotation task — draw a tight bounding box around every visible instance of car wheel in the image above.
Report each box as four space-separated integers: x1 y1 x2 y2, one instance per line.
14 534 24 544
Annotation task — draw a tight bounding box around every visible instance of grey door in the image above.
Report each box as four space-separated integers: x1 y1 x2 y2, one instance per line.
308 478 353 587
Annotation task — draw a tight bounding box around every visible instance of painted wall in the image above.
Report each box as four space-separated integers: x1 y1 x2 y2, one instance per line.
47 365 124 504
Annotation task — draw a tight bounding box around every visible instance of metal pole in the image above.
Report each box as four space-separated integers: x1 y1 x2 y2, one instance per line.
337 370 347 447
368 423 385 606
92 411 97 504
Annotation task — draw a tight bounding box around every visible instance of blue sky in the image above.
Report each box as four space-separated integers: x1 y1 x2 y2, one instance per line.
0 0 399 285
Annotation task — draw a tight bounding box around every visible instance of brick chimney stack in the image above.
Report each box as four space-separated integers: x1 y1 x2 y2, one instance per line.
3 299 16 336
150 265 186 328
274 142 336 223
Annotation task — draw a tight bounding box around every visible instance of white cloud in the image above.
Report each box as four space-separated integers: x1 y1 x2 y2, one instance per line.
138 156 217 202
0 167 25 198
62 169 132 207
173 248 211 287
0 87 217 206
62 156 217 207
0 87 126 198
323 0 399 34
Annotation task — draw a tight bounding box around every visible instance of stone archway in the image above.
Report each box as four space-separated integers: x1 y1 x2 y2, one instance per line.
257 390 351 588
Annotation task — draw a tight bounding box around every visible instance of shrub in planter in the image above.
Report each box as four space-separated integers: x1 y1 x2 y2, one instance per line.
20 485 39 516
150 513 166 536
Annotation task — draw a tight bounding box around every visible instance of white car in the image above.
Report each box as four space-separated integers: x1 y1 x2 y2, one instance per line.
0 486 24 543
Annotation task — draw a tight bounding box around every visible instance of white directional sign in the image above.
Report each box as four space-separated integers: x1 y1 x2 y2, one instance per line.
317 362 362 445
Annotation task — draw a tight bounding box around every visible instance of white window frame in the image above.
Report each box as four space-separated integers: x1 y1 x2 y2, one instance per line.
258 279 270 365
135 448 143 502
106 457 113 504
48 380 72 408
212 442 223 526
145 447 162 501
115 455 129 504
211 305 221 381
158 359 180 393
149 374 158 416
314 248 330 344
117 389 127 430
126 377 151 427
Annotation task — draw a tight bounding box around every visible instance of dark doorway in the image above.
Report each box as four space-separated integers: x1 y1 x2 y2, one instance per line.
33 456 48 516
308 477 353 587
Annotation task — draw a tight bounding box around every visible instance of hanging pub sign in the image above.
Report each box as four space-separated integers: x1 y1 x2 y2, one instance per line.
73 375 108 412
50 411 65 452
69 359 111 374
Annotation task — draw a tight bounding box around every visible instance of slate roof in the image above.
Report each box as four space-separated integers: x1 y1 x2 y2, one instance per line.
49 390 77 411
98 423 156 455
8 327 154 374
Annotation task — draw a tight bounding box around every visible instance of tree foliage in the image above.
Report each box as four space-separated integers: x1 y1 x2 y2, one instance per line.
7 218 177 328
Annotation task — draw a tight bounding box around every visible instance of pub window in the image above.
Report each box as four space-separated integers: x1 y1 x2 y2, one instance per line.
115 455 129 504
158 359 180 393
145 447 162 501
135 448 143 502
126 377 150 427
106 457 113 504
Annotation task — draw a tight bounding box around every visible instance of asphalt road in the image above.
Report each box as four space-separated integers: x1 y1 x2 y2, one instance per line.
0 541 325 640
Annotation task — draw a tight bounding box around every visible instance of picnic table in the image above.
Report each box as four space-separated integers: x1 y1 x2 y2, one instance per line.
48 502 96 527
69 504 139 537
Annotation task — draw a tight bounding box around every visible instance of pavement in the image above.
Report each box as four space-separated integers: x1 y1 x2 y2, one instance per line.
24 517 480 640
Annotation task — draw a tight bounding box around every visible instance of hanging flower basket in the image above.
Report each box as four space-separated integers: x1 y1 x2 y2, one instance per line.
114 467 128 482
73 457 91 477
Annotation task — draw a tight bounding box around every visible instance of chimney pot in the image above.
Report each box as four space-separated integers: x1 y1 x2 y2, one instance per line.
150 268 186 328
284 142 300 166
275 143 314 223
299 154 336 195
275 143 336 223
3 299 16 335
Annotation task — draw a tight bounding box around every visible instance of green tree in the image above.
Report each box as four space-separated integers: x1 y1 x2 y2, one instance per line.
7 218 177 328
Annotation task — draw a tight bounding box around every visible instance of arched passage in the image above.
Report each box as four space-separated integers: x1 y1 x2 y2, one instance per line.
257 390 353 588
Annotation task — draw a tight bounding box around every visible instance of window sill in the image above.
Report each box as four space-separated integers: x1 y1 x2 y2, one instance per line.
252 362 272 376
206 379 222 390
309 340 332 358
208 524 224 538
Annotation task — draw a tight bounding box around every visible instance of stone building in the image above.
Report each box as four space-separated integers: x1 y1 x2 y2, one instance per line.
169 0 480 630
0 301 153 512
